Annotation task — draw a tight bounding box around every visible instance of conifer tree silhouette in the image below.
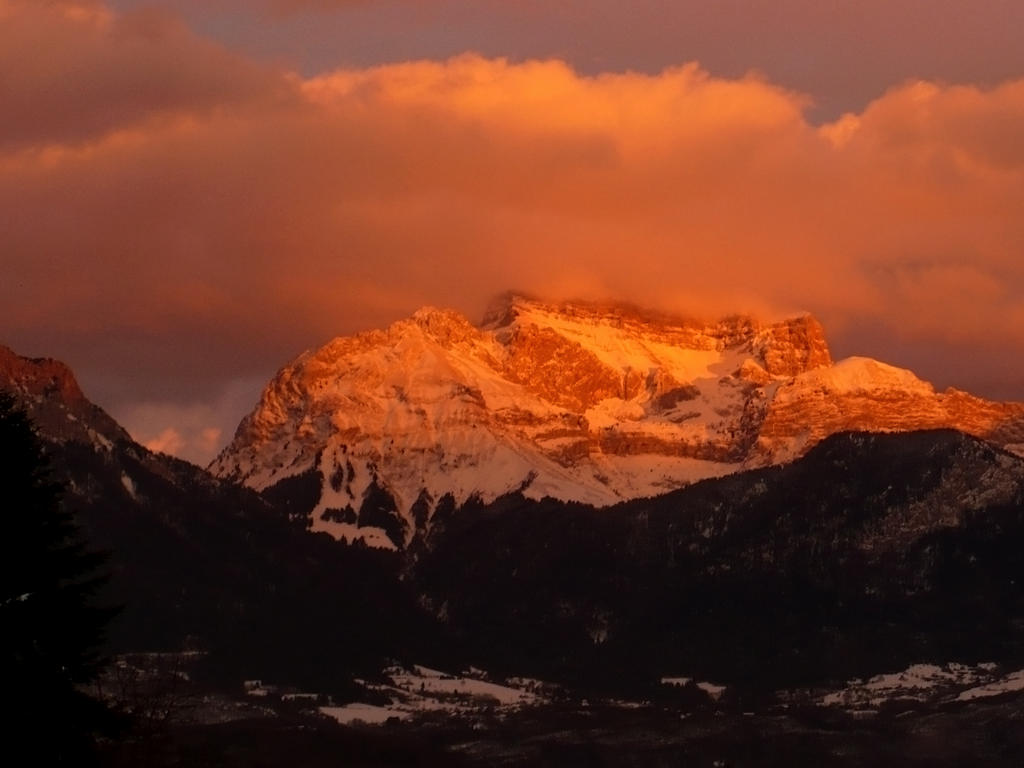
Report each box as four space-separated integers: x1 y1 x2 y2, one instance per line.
0 393 115 763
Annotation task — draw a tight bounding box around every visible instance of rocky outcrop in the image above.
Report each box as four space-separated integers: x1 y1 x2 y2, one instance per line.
752 315 832 377
502 325 624 411
0 344 129 446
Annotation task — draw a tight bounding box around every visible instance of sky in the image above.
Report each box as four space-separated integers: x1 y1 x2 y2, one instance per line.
4 0 1024 464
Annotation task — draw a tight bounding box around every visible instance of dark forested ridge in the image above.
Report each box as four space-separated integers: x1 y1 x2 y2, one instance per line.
61 438 434 690
0 366 426 694
414 430 1024 691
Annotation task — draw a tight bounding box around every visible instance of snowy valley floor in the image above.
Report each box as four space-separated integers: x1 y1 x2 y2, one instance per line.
93 657 1024 766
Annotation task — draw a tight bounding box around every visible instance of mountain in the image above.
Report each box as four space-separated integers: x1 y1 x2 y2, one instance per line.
210 295 1024 548
0 345 423 687
7 341 1024 702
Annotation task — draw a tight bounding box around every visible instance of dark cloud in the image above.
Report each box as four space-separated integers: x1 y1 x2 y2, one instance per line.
109 0 1024 120
0 0 293 149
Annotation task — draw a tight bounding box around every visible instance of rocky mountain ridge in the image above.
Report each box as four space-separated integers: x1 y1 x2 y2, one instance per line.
210 295 1024 548
0 344 129 449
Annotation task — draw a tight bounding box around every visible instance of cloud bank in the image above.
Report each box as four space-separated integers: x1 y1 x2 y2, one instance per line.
5 0 1024 462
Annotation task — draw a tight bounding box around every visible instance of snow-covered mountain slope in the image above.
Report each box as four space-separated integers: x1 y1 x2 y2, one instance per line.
209 295 1024 548
754 356 1024 464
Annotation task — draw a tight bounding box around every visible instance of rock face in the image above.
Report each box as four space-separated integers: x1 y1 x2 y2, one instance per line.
209 295 1024 548
0 344 129 448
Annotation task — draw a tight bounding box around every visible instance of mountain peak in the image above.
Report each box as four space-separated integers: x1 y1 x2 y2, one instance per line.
483 292 710 332
210 297 1024 548
404 306 481 344
0 344 128 447
0 344 86 406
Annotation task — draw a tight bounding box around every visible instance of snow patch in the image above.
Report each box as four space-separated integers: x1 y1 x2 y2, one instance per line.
696 682 727 701
320 703 409 725
325 664 547 726
120 472 138 500
820 662 1010 709
388 665 537 706
957 669 1024 701
798 356 934 397
90 428 113 451
660 676 693 687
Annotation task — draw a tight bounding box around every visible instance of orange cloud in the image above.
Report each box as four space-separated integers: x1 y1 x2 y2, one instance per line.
4 0 1024 461
123 391 256 464
144 426 185 456
142 424 220 461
